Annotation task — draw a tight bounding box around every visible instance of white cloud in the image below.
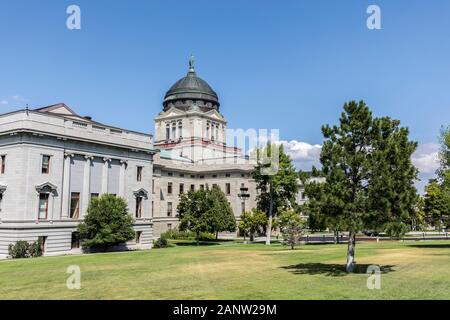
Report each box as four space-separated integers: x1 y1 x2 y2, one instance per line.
0 100 8 105
412 143 440 174
279 140 322 171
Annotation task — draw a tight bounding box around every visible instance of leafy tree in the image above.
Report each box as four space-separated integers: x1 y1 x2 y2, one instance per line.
239 209 268 241
178 187 237 243
177 189 211 245
77 194 135 250
253 143 299 245
423 180 450 231
304 101 418 272
278 210 306 249
366 116 418 234
438 126 450 184
207 185 237 239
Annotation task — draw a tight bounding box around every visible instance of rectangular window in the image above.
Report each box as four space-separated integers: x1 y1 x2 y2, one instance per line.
168 182 173 195
38 193 49 220
38 236 47 253
71 232 80 249
90 193 99 200
166 126 170 140
226 173 231 177
190 184 195 191
41 155 51 174
167 223 172 230
168 172 173 176
137 166 143 182
152 179 155 194
136 231 142 244
167 202 173 217
151 201 154 217
70 192 80 219
226 183 231 195
200 184 204 190
1 155 5 174
179 183 184 194
135 197 143 218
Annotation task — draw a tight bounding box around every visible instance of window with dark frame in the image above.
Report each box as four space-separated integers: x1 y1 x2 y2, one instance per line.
137 166 143 181
179 183 184 194
38 193 49 220
167 202 173 217
136 231 142 244
190 184 195 191
135 197 143 218
71 232 80 249
70 192 80 219
168 182 173 194
1 155 5 174
41 155 51 174
226 183 231 195
90 193 99 200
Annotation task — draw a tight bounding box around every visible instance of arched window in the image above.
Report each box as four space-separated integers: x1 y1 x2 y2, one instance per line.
171 123 176 139
166 124 170 140
178 121 183 138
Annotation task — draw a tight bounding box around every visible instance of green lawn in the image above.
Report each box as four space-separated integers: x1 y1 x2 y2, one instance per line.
1 240 449 300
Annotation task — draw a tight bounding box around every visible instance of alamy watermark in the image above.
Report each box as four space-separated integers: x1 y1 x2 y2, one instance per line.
66 5 81 30
367 5 381 30
366 265 381 290
66 265 81 290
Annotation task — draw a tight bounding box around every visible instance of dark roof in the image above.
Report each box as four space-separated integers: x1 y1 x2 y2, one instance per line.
164 70 219 106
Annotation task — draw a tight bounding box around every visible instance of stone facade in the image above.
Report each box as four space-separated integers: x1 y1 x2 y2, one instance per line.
0 104 156 258
151 61 258 237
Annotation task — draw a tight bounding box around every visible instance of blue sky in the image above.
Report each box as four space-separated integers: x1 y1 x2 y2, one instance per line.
1 0 449 191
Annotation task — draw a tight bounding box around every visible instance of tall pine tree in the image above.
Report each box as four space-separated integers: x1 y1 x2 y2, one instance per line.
305 101 418 272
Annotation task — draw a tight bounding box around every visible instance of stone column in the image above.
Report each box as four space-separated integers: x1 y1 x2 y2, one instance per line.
82 155 94 217
61 153 74 218
101 158 111 195
119 160 127 197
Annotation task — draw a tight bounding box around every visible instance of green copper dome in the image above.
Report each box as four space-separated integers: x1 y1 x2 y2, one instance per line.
163 57 220 111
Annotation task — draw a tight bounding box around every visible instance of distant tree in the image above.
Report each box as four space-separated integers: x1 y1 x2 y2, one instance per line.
78 194 135 250
177 189 211 245
366 116 418 235
207 185 237 239
239 209 268 241
278 210 306 250
253 143 299 245
423 180 450 231
304 101 418 272
438 126 450 184
412 197 427 231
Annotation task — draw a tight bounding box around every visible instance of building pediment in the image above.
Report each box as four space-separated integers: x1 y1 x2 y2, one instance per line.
155 106 186 120
35 182 58 195
204 109 225 122
133 188 149 199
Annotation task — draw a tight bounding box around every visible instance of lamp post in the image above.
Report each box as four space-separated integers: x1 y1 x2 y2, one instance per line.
238 186 250 213
238 186 250 242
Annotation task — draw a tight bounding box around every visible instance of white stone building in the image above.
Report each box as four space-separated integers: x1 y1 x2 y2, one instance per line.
151 59 258 237
0 104 156 258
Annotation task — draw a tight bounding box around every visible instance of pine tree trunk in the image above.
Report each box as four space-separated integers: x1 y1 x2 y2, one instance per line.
265 197 273 245
346 231 356 273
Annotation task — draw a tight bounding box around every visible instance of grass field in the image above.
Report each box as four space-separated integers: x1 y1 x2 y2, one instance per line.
0 240 449 300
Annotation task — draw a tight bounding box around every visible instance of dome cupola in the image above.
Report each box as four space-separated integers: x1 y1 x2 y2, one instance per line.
163 56 219 111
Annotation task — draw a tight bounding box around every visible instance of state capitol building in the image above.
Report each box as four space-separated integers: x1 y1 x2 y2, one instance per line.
0 59 258 257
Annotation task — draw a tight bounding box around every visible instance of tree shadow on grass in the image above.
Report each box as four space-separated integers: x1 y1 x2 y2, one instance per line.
172 241 222 247
280 263 395 277
406 243 450 249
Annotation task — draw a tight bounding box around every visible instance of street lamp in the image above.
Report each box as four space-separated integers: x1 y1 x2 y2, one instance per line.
238 186 250 213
